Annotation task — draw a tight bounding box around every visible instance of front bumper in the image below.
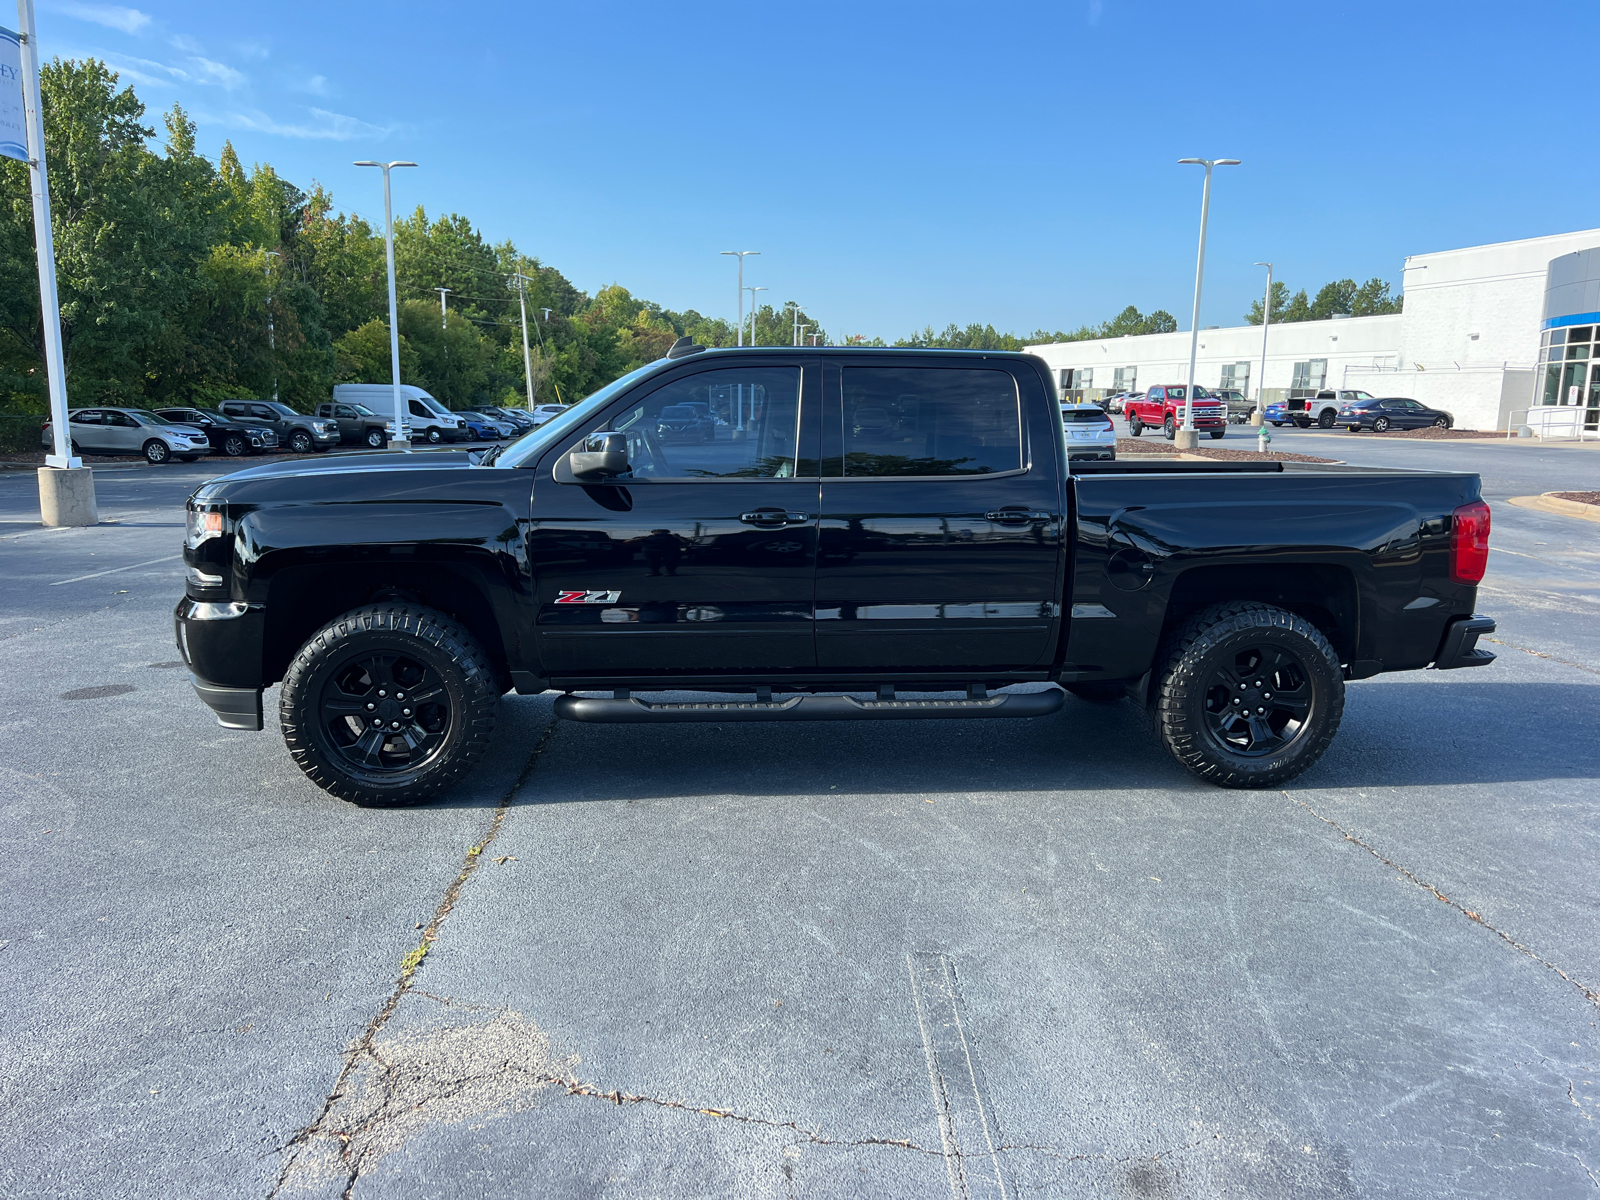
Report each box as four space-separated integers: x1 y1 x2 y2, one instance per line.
1433 614 1496 670
191 675 263 731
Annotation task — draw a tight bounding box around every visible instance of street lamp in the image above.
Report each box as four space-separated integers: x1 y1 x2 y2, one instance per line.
790 304 807 347
354 159 417 448
435 286 451 329
264 250 281 402
746 286 767 344
1253 262 1272 425
1176 157 1241 447
720 250 759 346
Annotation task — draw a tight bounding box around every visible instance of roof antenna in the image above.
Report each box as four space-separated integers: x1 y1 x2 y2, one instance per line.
666 337 706 359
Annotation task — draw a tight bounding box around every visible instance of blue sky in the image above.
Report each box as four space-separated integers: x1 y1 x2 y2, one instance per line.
30 0 1598 342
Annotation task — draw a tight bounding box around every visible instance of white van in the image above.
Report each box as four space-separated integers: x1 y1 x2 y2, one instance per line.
332 384 467 443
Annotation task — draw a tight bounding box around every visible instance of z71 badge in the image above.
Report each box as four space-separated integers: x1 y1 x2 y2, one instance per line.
555 590 622 604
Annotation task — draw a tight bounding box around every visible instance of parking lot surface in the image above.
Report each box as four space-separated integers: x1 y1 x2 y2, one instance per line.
0 432 1596 1199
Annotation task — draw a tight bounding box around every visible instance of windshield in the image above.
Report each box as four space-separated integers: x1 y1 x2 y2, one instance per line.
496 360 674 469
129 410 176 426
1165 386 1212 401
348 403 377 416
415 395 451 416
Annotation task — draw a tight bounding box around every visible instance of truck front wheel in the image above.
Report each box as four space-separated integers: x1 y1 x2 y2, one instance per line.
279 603 499 806
1163 416 1176 440
1154 601 1343 788
365 427 386 449
1128 416 1143 436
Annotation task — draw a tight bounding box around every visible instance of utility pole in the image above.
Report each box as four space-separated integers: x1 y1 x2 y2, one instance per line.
746 286 767 344
1253 262 1272 426
510 272 535 409
435 286 451 329
354 158 418 449
720 250 758 346
265 250 280 402
1176 156 1241 448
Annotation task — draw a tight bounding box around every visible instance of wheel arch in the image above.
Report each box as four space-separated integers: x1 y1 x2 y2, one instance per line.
1159 562 1359 670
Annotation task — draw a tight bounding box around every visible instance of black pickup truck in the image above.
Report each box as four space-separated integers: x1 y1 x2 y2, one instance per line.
176 342 1495 806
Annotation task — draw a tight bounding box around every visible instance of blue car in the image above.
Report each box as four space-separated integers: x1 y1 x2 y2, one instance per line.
458 414 507 441
1263 400 1291 426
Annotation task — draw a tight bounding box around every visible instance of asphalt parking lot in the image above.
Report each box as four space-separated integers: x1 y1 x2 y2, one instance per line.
0 431 1596 1199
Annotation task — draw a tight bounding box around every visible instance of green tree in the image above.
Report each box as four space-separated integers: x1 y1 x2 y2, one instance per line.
1352 277 1403 316
1245 281 1291 325
334 318 418 384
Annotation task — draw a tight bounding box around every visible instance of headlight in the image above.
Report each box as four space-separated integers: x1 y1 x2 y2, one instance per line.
186 505 224 548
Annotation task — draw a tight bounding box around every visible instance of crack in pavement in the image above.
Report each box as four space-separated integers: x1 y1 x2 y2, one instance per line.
1283 791 1600 1009
269 717 560 1199
1481 635 1599 677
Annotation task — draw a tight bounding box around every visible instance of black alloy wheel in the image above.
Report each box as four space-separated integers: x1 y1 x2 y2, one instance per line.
222 433 249 457
1373 416 1391 432
1318 410 1336 428
280 604 498 806
287 429 313 453
365 427 386 449
1433 416 1450 428
143 438 170 464
1155 601 1343 788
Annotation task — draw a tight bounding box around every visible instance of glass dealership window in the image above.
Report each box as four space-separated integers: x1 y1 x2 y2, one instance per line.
1290 359 1328 391
838 367 1022 477
1113 366 1137 391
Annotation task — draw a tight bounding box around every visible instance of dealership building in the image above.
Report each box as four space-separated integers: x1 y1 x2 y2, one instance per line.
1027 226 1600 431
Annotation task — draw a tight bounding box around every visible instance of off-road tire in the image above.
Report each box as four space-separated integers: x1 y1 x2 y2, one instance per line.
1065 681 1125 703
280 604 499 806
143 438 170 464
1155 601 1343 789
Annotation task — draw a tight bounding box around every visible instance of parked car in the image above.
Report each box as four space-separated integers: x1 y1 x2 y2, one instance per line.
1296 389 1377 429
1107 391 1140 414
218 400 340 454
178 339 1496 807
655 403 715 442
314 402 401 449
333 384 468 444
457 412 515 440
1263 400 1291 426
1340 396 1455 432
1211 388 1254 423
529 404 567 426
153 406 280 457
1125 385 1227 439
475 406 537 432
44 407 211 464
1061 402 1116 461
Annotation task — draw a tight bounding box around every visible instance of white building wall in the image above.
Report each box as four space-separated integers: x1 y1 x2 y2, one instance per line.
1027 225 1600 429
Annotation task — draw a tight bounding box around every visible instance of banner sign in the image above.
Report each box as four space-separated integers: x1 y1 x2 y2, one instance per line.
0 26 25 163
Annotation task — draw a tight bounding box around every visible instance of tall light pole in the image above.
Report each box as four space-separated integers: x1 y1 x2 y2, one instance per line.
746 286 767 344
354 159 417 448
1176 157 1240 448
510 272 535 409
264 250 280 402
720 250 758 346
790 303 807 347
1253 262 1272 425
435 286 451 329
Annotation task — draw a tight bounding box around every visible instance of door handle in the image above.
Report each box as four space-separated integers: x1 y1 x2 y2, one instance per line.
985 509 1054 524
740 509 809 526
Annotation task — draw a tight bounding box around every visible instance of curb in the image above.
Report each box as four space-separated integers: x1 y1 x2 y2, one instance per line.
1507 493 1600 523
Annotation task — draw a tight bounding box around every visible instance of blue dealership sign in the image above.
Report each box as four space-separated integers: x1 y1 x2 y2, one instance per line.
0 26 26 163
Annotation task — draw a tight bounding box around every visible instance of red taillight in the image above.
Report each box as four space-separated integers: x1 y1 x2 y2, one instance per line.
1450 500 1490 584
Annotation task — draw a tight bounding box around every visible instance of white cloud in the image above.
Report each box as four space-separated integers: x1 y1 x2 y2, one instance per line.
55 3 151 34
292 74 330 96
186 56 245 89
233 40 270 61
201 106 392 142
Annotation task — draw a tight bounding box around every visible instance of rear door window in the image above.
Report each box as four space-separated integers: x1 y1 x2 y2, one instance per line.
836 366 1022 477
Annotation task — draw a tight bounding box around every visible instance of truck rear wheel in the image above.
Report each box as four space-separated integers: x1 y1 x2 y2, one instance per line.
279 603 499 806
1154 601 1343 788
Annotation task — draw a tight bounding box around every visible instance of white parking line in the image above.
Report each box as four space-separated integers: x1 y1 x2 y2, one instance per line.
51 555 181 585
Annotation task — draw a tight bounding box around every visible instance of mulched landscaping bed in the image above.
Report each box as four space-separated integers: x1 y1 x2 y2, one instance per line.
1553 491 1600 506
1339 426 1502 439
1116 437 1336 464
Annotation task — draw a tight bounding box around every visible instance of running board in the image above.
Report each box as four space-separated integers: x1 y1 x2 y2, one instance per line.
554 688 1064 724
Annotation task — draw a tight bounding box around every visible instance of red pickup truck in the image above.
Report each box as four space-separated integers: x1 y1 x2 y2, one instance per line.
1126 384 1228 440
